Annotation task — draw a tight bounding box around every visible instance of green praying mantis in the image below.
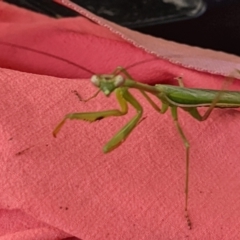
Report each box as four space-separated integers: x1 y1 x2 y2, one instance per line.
53 66 240 229
0 39 239 229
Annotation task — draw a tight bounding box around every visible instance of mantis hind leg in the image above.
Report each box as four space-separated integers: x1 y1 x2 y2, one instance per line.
184 77 233 121
171 106 192 229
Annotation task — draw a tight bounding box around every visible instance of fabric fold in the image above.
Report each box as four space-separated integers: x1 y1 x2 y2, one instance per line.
1 1 240 239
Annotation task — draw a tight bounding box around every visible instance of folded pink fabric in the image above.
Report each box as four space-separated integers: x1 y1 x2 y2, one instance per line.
1 1 240 239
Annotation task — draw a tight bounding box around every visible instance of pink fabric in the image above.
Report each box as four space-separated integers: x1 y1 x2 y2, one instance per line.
1 1 240 239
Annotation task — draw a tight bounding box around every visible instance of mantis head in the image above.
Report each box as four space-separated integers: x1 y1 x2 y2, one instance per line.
90 74 125 96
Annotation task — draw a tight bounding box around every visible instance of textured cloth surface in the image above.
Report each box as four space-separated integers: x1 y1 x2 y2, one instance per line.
1 1 240 240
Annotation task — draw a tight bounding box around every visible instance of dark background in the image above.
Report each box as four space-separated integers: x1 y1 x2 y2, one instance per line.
4 0 240 57
139 1 240 57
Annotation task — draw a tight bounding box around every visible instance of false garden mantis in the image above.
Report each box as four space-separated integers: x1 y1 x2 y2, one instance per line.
0 40 239 229
53 66 240 229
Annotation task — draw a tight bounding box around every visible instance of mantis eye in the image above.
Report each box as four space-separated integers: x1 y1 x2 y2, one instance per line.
114 75 124 87
91 75 100 87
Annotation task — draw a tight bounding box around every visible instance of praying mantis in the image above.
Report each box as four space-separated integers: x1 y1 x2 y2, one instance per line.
0 40 239 229
53 66 240 229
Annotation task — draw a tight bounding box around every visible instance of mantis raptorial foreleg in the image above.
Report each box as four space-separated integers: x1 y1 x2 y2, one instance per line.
77 89 101 102
102 88 143 152
111 66 135 80
53 88 128 136
174 77 185 87
53 88 143 153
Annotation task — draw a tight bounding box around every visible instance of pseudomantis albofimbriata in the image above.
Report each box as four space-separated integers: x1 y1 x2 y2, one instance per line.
0 36 239 230
53 66 240 229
